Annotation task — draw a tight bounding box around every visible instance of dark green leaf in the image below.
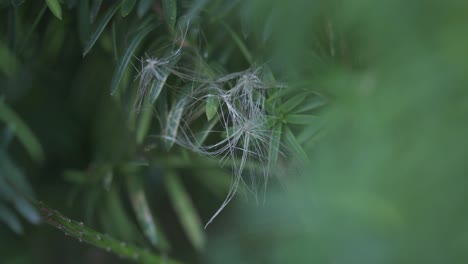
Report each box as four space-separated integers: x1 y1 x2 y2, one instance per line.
83 187 100 223
65 0 77 9
14 197 41 224
104 186 139 242
137 0 153 17
11 0 25 7
110 24 158 95
262 64 276 83
296 119 323 144
162 0 176 29
136 107 153 144
0 152 34 196
19 4 47 55
0 101 44 162
0 205 23 234
179 0 208 25
127 174 170 251
156 87 169 131
78 0 90 45
195 115 218 146
111 20 118 59
278 93 307 114
164 96 186 149
0 42 18 76
46 0 62 20
89 0 103 23
83 1 121 56
0 154 40 227
285 114 319 125
293 95 326 113
43 18 66 57
222 22 253 64
1 127 14 149
283 126 308 162
0 175 16 201
165 171 205 251
205 95 219 120
268 122 282 170
120 0 136 17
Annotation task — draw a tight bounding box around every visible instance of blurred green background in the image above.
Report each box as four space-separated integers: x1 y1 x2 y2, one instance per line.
1 0 468 263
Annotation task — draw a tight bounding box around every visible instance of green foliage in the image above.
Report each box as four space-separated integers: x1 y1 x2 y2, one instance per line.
2 0 468 263
83 1 121 56
45 0 62 20
165 171 205 251
1 1 309 262
0 100 44 162
110 22 158 95
0 42 18 76
205 95 219 121
121 0 136 17
162 0 177 29
126 170 170 251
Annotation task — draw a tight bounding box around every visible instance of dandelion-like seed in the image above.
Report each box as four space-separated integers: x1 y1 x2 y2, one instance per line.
134 55 173 110
171 66 282 227
134 23 189 111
